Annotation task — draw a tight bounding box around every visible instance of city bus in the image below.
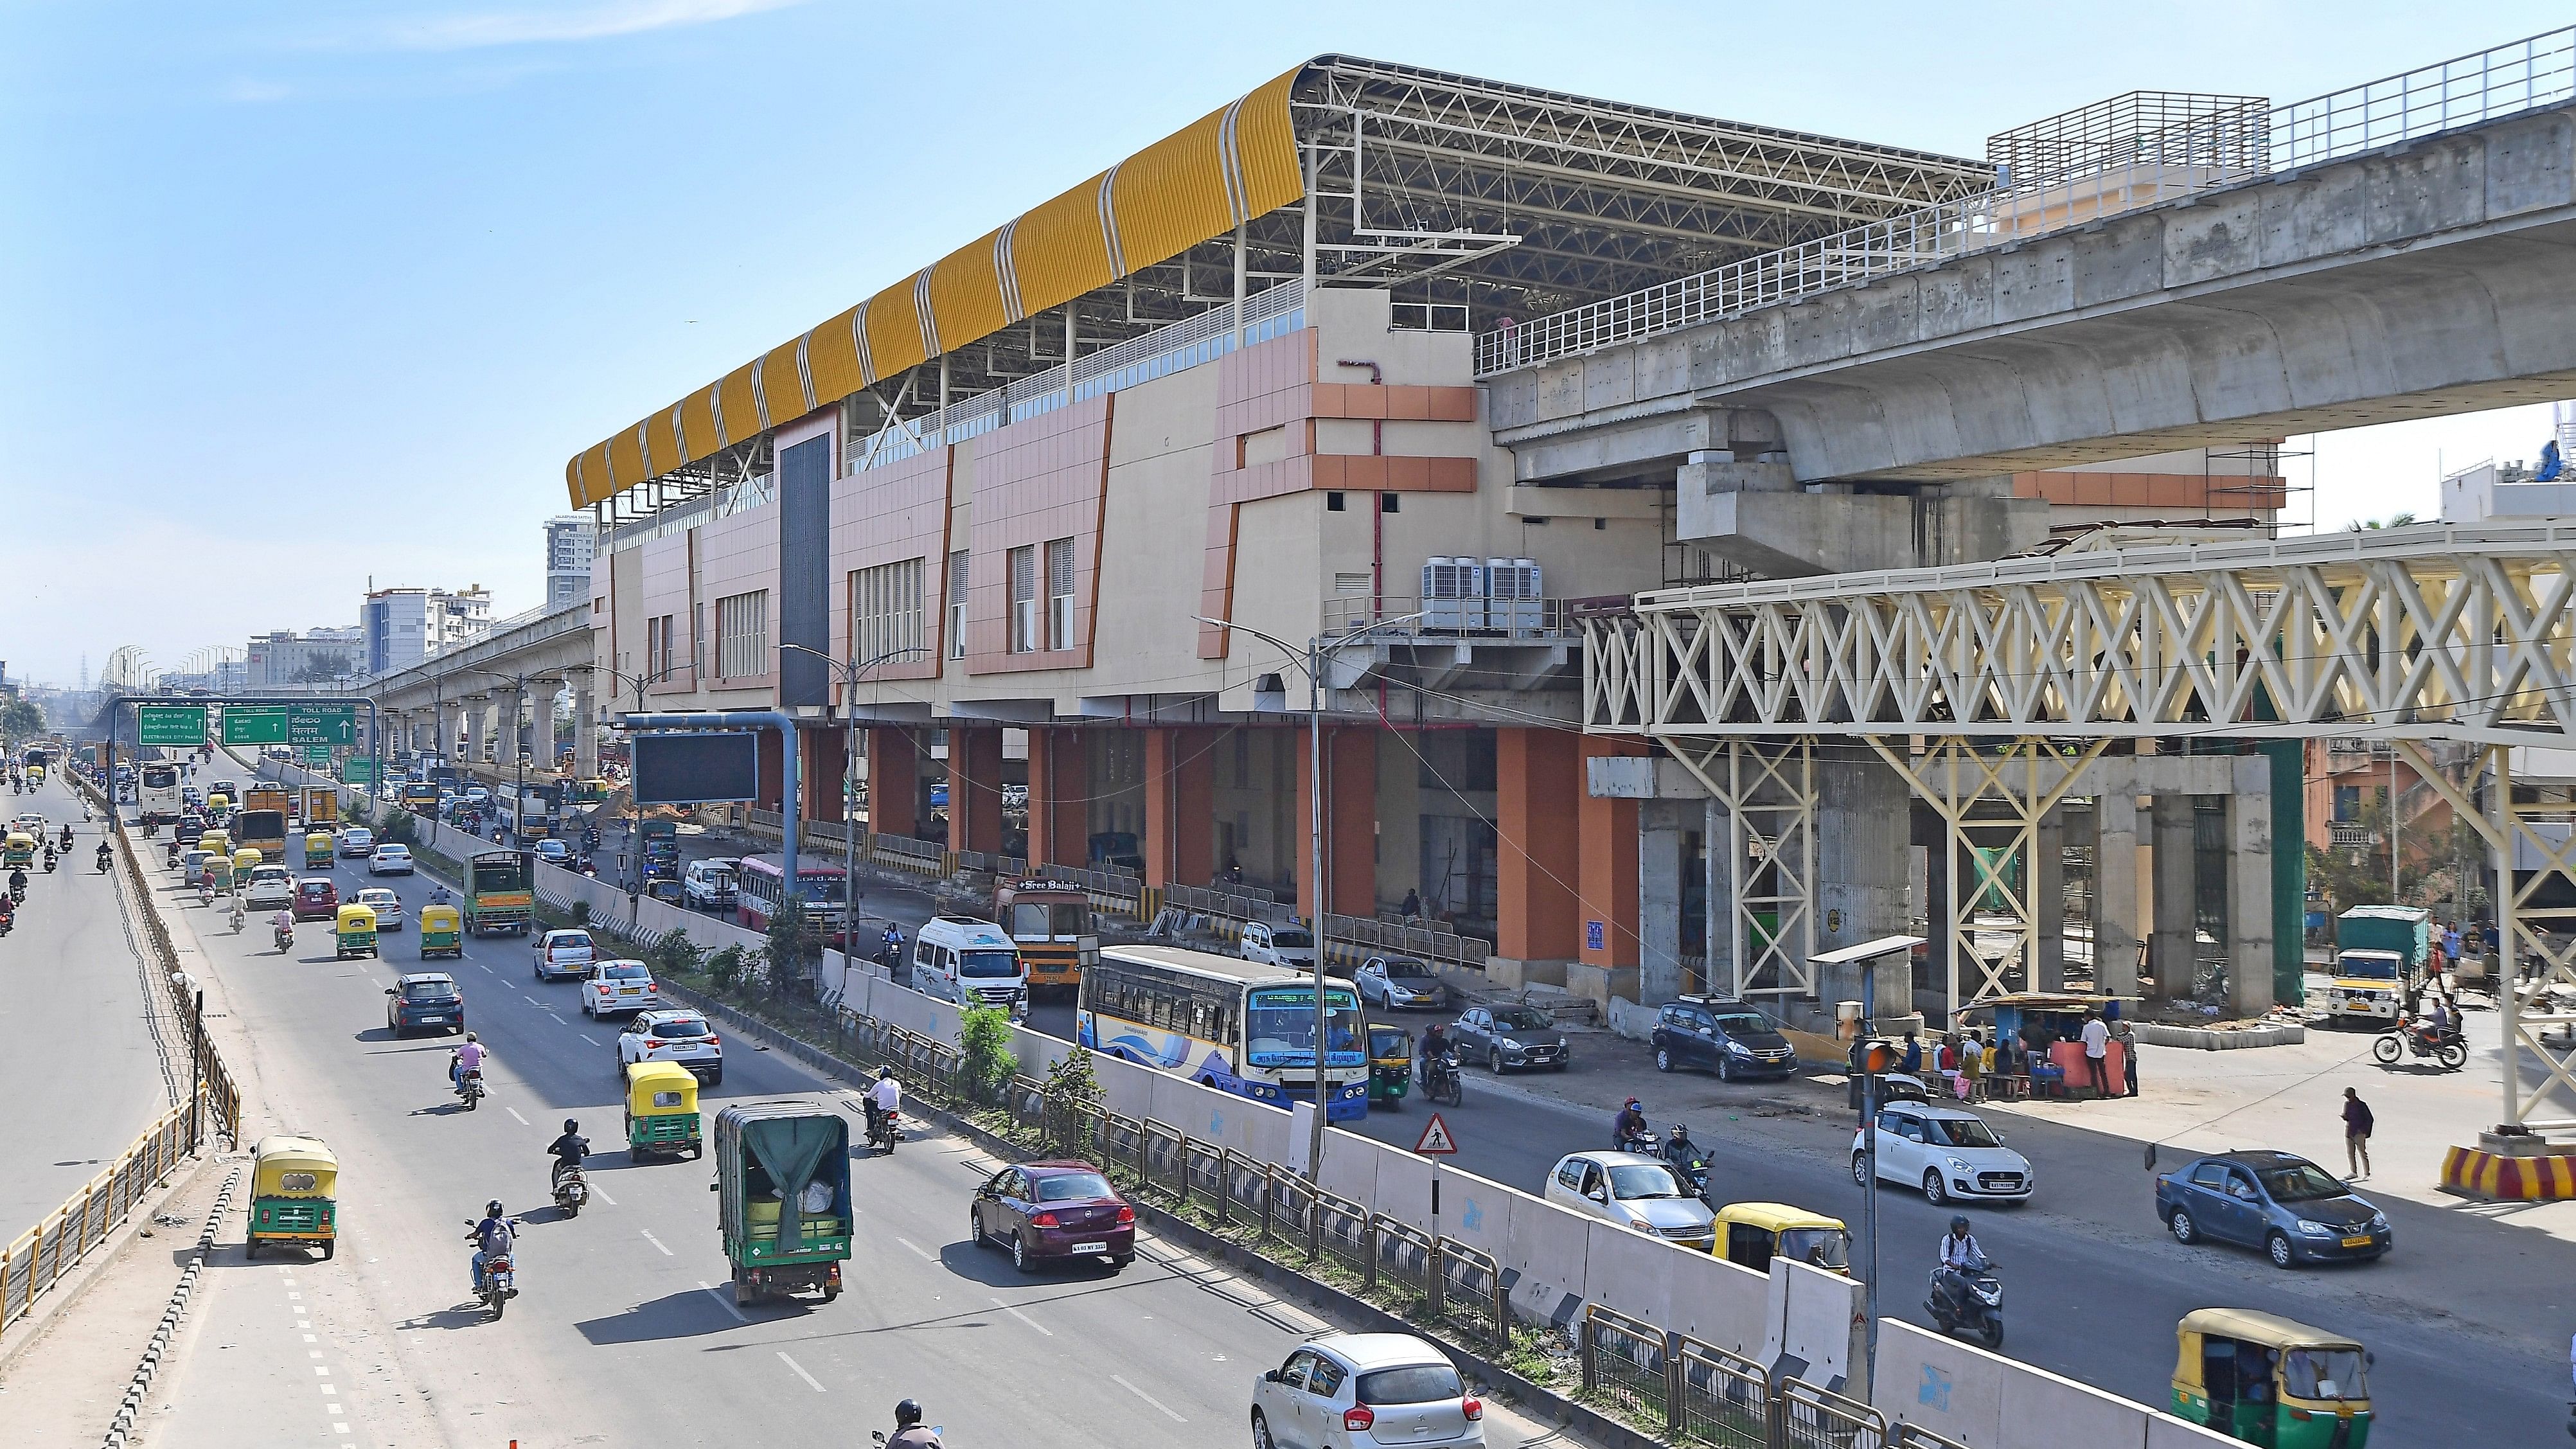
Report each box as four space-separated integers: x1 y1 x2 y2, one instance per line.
1076 945 1369 1121
138 763 183 825
733 853 850 947
995 876 1096 997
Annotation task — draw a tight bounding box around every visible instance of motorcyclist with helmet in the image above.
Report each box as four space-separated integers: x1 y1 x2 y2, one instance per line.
885 1398 941 1448
546 1119 591 1191
1930 1214 1990 1325
468 1200 517 1294
1612 1097 1651 1153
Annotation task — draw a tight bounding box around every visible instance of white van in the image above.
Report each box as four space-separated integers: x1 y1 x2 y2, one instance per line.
910 916 1027 1012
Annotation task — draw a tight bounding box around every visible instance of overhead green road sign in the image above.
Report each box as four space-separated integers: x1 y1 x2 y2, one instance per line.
289 704 357 747
220 706 290 745
342 757 376 786
302 745 333 765
138 706 208 747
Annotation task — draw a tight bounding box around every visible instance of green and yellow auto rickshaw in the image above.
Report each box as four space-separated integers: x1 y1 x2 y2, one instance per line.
232 848 263 885
245 1135 338 1259
2172 1308 2371 1448
1367 1024 1412 1108
304 831 335 870
417 902 463 959
624 1060 702 1160
207 854 235 894
1 831 33 871
333 902 378 959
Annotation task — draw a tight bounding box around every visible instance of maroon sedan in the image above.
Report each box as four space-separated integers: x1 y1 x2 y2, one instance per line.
968 1160 1135 1274
291 878 340 922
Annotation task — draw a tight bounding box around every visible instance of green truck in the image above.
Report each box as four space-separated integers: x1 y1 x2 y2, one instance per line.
2326 905 2431 1025
713 1101 851 1306
463 850 535 936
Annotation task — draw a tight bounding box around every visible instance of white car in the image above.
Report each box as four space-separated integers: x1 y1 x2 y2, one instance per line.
682 858 738 911
366 844 414 875
1253 1333 1485 1449
337 826 374 857
1239 920 1319 972
464 787 490 804
352 887 405 931
535 929 596 982
1852 1101 2034 1205
617 1009 722 1083
1542 1151 1716 1251
242 866 297 910
1355 956 1451 1011
582 959 660 1018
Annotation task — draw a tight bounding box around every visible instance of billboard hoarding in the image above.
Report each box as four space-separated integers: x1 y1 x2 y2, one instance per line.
633 732 760 806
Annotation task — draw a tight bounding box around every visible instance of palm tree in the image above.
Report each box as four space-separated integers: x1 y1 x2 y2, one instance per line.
2347 511 2419 531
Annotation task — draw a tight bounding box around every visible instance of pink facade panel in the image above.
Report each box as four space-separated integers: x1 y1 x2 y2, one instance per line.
964 395 1112 675
638 530 697 693
696 502 780 688
828 447 950 686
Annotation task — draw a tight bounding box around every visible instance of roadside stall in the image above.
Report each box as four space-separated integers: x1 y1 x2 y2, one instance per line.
1960 992 2132 1101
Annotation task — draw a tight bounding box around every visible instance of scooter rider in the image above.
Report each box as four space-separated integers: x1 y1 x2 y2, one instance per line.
467 1200 516 1294
1932 1214 1987 1315
546 1119 590 1190
450 1033 487 1096
1417 1022 1454 1087
878 923 907 967
1612 1097 1650 1152
864 1066 902 1139
887 1398 941 1448
95 840 112 873
1662 1122 1704 1171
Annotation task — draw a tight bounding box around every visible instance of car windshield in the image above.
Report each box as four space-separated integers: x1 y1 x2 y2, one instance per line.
2282 1347 2368 1401
1244 986 1365 1060
1926 1117 2002 1148
959 950 1020 977
1269 928 1314 949
1383 958 1434 979
603 964 650 981
1779 1227 1851 1270
402 981 456 1001
1033 1171 1114 1202
1606 1164 1691 1199
2259 1162 2349 1202
551 934 592 950
2338 957 2399 981
251 868 290 884
650 1017 709 1038
1356 1364 1464 1406
377 846 407 857
1712 1013 1771 1035
1493 1007 1554 1032
360 893 396 907
299 884 330 898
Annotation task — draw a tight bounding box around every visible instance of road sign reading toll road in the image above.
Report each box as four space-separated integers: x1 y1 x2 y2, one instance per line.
1412 1113 1459 1156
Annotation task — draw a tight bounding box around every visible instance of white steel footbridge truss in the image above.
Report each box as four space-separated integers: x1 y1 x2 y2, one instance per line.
1581 522 2576 1130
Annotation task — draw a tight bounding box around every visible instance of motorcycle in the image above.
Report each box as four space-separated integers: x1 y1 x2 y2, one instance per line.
457 1069 487 1111
1422 1052 1465 1107
2372 1019 2467 1072
468 1229 519 1319
1664 1141 1714 1204
1927 1262 2005 1349
866 1102 902 1153
229 901 247 933
551 1164 589 1218
95 848 111 874
198 884 214 909
274 923 295 954
0 912 13 938
41 850 56 874
1615 1126 1660 1157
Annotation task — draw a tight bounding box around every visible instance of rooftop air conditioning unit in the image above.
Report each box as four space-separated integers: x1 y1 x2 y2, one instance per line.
1423 558 1483 631
1486 557 1543 635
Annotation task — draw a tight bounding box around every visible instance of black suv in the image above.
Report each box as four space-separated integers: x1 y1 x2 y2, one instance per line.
1652 997 1798 1080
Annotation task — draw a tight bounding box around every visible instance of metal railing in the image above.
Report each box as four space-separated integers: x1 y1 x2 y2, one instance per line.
0 1096 208 1333
1676 1340 1774 1449
1581 1302 1672 1430
1892 1425 1975 1449
1777 1379 1887 1449
1321 594 1577 639
1478 26 2576 377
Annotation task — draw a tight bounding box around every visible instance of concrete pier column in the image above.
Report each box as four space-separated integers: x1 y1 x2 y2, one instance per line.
1574 737 1644 1006
2093 791 2142 996
2036 806 2066 992
573 680 598 780
1493 728 1580 986
867 727 919 840
464 700 488 766
947 728 1005 855
1293 726 1377 923
2226 758 2277 1017
1027 727 1088 869
2151 795 2198 1000
804 726 848 824
1817 753 1912 1017
1638 800 1689 1004
1142 727 1213 887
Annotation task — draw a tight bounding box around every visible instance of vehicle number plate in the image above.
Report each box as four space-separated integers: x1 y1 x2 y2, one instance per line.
2340 1234 2372 1248
419 1016 446 1023
1070 1241 1107 1254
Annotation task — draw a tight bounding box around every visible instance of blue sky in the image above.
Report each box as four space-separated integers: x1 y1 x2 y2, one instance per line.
4 0 2568 687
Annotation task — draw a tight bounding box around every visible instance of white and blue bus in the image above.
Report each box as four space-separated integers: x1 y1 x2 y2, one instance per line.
138 763 184 825
1076 945 1369 1121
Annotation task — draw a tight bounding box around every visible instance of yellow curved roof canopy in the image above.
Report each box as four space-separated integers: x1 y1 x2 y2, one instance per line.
567 64 1305 508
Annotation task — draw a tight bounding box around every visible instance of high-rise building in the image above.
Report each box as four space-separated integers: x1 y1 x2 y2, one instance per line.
362 585 494 675
246 626 366 687
544 517 594 609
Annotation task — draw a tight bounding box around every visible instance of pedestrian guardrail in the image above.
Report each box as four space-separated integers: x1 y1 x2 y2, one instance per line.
1676 1340 1773 1449
1583 1302 1673 1431
0 1096 211 1335
1892 1425 1975 1449
1778 1379 1887 1449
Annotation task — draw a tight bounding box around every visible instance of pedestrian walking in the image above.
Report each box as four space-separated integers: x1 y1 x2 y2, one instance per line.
2079 1010 2112 1098
2111 1016 2138 1098
2342 1087 2374 1180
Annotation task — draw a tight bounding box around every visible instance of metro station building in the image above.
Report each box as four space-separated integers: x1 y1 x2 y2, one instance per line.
565 58 2291 1024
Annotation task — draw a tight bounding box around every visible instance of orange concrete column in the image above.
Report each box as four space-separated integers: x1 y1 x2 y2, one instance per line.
803 726 848 823
1026 727 1088 869
1294 725 1378 921
948 727 1005 855
866 727 917 839
1497 727 1583 962
1144 727 1214 888
1577 736 1644 970
756 729 785 812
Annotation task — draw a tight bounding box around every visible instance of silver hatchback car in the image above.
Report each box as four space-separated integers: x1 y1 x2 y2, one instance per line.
1254 1333 1484 1449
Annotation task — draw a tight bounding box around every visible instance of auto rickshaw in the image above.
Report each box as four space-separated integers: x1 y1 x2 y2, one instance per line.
207 854 235 894
304 831 335 870
1 831 33 870
1714 1202 1852 1274
1367 1024 1412 1108
199 828 231 861
623 1060 703 1160
418 903 463 959
245 1135 339 1259
333 902 378 959
2172 1308 2372 1447
713 1100 851 1305
232 848 263 884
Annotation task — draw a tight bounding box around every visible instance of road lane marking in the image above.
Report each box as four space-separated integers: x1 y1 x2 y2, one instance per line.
505 1107 529 1125
524 995 542 1006
777 1351 827 1392
894 1236 932 1260
641 1228 673 1256
589 1183 616 1205
698 1281 748 1322
991 1297 1053 1337
580 1033 600 1045
1111 1374 1186 1422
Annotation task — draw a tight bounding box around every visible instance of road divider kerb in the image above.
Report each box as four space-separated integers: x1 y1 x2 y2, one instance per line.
100 1166 240 1449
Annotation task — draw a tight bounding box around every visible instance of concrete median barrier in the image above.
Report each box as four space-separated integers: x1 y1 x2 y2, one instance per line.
1579 1218 1675 1328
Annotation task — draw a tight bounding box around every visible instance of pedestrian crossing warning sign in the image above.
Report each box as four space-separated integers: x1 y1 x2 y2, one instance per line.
1412 1113 1459 1156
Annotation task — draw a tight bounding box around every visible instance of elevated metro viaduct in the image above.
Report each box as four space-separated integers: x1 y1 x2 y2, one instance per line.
544 37 2576 1051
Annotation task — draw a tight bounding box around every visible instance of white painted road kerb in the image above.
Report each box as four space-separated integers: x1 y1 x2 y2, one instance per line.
102 1166 241 1448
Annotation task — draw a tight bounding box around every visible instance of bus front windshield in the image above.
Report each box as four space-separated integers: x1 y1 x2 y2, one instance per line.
1243 986 1365 1066
1008 902 1087 939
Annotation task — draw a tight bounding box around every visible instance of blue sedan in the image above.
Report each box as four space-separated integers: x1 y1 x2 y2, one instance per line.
2156 1150 2390 1269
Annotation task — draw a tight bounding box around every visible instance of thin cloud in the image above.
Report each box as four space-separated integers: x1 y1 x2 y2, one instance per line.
372 0 804 51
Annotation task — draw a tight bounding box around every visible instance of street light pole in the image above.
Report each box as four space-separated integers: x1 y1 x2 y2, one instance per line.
781 643 928 978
